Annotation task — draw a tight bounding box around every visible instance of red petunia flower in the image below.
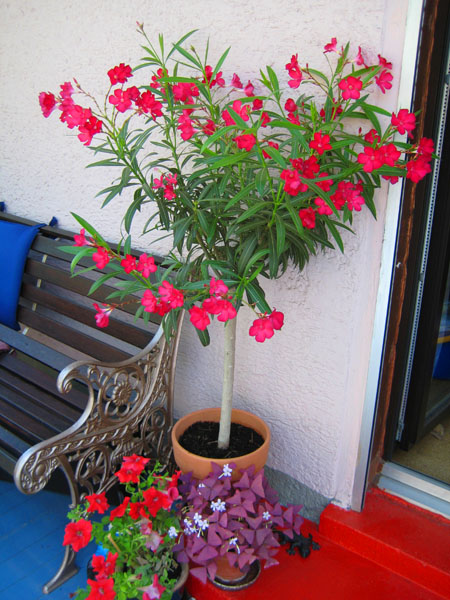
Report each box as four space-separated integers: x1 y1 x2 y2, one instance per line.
85 492 109 514
63 519 92 552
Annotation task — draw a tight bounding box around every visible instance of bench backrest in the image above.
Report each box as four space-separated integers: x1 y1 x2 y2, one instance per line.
0 212 163 368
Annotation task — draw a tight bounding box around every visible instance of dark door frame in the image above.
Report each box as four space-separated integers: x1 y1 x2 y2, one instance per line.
368 0 450 486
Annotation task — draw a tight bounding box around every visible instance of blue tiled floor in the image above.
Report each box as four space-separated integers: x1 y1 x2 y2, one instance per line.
0 478 93 599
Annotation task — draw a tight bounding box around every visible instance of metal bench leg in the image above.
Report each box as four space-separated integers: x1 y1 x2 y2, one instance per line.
42 456 80 594
42 545 78 594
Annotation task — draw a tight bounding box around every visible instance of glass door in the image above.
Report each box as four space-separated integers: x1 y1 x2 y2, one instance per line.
392 58 450 484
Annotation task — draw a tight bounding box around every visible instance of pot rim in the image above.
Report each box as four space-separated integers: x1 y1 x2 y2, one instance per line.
171 407 271 460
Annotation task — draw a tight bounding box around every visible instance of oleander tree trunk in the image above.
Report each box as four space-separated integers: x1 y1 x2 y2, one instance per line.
217 315 237 449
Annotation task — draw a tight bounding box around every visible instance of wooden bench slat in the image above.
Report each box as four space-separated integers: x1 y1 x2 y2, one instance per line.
20 281 152 349
0 425 30 457
17 307 130 362
0 323 72 372
0 397 56 444
0 352 87 411
0 367 82 423
0 382 73 433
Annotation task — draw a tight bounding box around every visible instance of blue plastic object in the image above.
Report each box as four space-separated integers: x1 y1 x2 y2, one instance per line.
0 220 44 330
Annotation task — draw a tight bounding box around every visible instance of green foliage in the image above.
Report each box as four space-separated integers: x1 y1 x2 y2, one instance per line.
44 28 430 344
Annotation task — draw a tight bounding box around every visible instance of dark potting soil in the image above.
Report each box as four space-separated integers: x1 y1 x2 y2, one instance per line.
178 421 264 459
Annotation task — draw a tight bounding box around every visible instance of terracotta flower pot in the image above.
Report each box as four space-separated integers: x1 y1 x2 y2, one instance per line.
212 555 261 590
171 407 270 479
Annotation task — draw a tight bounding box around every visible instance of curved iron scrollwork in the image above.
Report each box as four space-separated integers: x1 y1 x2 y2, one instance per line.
13 314 183 594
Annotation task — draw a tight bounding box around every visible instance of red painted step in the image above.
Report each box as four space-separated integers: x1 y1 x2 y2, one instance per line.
319 488 450 598
185 514 449 600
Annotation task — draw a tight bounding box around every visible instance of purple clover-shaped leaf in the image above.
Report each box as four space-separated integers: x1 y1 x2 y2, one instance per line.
250 471 266 497
241 527 255 545
196 544 219 563
190 565 208 584
207 524 223 546
246 515 263 530
206 561 217 582
233 470 251 490
256 526 273 547
227 505 247 518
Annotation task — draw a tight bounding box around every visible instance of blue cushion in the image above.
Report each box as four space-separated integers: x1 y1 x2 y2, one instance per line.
0 221 43 330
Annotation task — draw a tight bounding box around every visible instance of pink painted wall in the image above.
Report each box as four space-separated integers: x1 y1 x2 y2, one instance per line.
0 0 413 506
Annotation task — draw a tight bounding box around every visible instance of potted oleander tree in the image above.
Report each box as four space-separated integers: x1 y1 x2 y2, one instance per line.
39 29 433 477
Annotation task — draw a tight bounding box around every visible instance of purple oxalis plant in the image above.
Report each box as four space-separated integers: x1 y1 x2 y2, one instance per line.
173 463 304 583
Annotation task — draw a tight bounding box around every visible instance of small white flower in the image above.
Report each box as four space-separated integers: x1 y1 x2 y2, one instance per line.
263 511 271 521
210 498 226 512
168 526 178 538
219 464 233 478
200 518 209 530
228 537 241 554
193 512 203 525
183 518 195 535
198 483 206 488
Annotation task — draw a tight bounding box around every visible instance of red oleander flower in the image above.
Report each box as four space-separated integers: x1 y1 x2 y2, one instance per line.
158 281 184 308
39 92 57 118
364 129 381 144
109 88 132 113
244 80 255 96
375 69 393 94
209 277 228 297
63 519 92 552
173 81 200 104
379 143 401 167
299 207 316 229
269 310 284 330
391 109 416 135
280 168 303 196
284 98 297 113
234 133 256 152
222 100 250 125
355 46 366 66
137 254 158 277
378 54 393 69
406 158 432 183
74 228 89 246
357 146 384 172
262 141 279 159
309 131 332 155
92 247 110 269
135 91 163 119
93 303 113 328
417 137 434 159
86 492 109 514
249 316 274 342
231 73 243 88
141 289 157 313
338 75 362 100
121 254 137 273
202 119 216 136
78 116 102 146
189 306 210 330
324 37 337 53
315 197 333 215
108 63 132 85
216 299 237 322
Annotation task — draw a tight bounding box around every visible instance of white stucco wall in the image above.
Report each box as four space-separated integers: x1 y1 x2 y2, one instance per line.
0 0 411 506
